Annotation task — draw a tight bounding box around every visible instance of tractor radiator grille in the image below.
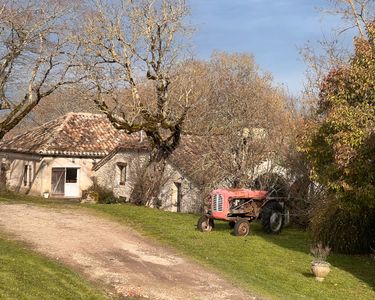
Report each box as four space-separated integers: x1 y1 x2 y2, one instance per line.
213 194 223 212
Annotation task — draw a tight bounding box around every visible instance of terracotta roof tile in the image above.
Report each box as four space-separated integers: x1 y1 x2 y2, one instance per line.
0 112 141 157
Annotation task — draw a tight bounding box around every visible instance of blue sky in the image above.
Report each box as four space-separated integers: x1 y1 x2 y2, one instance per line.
189 0 350 96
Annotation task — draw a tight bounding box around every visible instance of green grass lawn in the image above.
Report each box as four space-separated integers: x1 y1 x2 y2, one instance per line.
1 193 374 299
87 203 375 300
0 237 107 300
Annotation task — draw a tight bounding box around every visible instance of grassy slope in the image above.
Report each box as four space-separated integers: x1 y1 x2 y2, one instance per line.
0 194 374 299
0 238 107 300
87 203 375 300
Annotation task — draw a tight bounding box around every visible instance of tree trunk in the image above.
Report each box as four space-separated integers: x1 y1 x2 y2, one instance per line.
0 161 8 191
126 114 183 205
129 157 167 207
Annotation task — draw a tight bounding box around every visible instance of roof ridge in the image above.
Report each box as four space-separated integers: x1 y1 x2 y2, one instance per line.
39 114 73 153
70 112 104 117
38 113 104 153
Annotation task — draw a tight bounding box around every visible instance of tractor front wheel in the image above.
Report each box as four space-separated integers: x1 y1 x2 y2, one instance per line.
197 215 213 232
234 219 250 237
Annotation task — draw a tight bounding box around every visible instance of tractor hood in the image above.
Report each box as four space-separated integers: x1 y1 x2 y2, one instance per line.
211 188 268 200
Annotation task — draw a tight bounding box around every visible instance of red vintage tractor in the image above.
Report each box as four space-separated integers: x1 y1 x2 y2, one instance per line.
197 188 289 236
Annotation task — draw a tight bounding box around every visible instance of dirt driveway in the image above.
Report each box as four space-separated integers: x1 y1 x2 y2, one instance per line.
0 203 255 299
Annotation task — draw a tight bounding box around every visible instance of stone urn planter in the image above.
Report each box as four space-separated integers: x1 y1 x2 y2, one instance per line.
311 261 331 282
310 242 331 282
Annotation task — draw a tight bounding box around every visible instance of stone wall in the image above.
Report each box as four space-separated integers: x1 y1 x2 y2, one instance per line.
94 150 150 200
1 153 43 195
94 150 203 213
1 150 203 213
158 163 203 213
1 152 95 197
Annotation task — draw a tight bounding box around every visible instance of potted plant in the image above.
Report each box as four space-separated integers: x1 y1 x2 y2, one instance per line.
310 242 331 282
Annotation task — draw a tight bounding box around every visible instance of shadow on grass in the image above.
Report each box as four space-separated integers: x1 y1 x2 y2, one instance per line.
257 222 375 291
212 221 233 232
302 272 314 278
328 255 375 292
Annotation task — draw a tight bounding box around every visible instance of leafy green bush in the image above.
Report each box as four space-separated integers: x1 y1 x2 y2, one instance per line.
310 196 375 254
299 23 375 253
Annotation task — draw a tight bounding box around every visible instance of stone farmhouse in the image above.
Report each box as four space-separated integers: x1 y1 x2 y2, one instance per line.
0 112 203 213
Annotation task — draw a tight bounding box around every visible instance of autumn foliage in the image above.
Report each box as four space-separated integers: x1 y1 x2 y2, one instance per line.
300 22 375 254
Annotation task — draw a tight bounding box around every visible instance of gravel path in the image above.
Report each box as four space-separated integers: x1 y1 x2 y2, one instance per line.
0 203 255 299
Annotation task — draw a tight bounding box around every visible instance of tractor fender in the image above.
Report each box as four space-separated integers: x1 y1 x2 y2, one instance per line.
260 199 290 225
261 198 282 208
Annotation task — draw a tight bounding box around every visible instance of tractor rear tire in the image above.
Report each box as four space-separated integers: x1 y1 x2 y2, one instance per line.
234 219 250 237
261 202 284 234
197 215 213 232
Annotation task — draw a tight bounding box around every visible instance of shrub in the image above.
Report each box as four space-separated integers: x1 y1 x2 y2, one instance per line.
309 196 375 254
310 242 331 263
83 183 124 204
299 23 375 254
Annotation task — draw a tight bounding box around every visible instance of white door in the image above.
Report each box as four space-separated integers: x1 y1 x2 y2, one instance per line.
51 168 65 196
64 168 80 197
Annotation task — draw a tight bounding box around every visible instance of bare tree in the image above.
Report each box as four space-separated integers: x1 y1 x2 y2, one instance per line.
0 0 83 140
78 2 295 205
164 53 296 193
326 0 374 36
79 0 192 162
190 53 294 188
301 0 375 111
76 0 194 204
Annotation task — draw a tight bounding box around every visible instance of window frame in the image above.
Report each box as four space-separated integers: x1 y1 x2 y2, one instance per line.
23 164 32 187
65 168 78 183
117 162 127 186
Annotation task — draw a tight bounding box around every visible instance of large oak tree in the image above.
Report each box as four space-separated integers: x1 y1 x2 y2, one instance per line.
79 0 192 161
0 0 82 140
